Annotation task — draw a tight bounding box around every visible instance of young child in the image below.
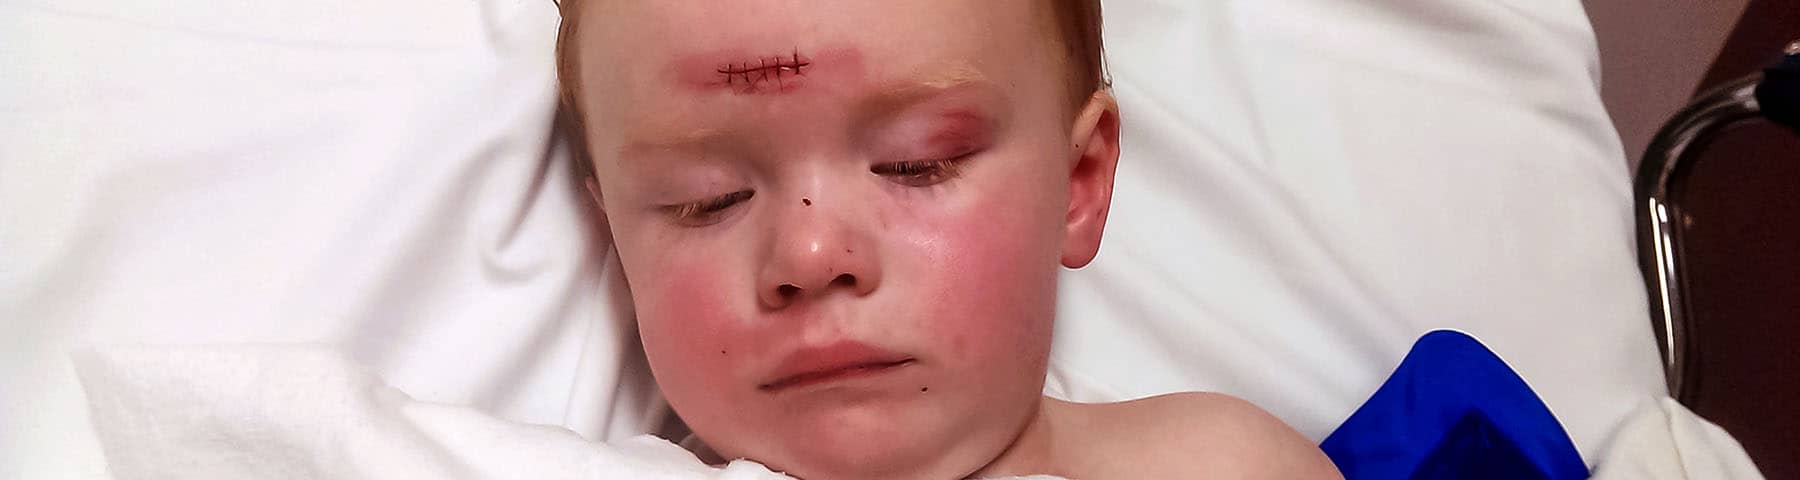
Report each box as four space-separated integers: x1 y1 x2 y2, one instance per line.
555 1 1341 478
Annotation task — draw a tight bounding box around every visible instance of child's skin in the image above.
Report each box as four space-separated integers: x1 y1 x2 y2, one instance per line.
565 1 1341 479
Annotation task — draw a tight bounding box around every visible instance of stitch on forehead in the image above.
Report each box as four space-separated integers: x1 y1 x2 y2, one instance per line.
709 48 813 95
670 47 862 95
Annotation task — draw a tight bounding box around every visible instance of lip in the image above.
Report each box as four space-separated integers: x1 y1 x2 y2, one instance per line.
759 340 915 392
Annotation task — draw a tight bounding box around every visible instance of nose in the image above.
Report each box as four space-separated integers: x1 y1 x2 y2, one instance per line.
757 195 881 309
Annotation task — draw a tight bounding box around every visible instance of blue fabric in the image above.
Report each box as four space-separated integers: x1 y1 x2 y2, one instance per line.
1321 330 1587 480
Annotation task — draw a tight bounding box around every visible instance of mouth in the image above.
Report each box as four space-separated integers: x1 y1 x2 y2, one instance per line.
759 341 915 393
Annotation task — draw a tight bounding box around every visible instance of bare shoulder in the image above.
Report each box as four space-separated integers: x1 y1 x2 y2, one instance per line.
1053 393 1342 479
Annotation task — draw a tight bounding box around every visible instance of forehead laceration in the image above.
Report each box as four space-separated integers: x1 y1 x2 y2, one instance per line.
715 49 814 95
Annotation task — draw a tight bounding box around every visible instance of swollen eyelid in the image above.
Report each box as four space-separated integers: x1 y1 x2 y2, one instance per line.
871 154 973 187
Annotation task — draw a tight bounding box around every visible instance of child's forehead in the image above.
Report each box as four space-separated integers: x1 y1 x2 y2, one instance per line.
612 59 1007 165
575 0 1053 88
574 6 1047 138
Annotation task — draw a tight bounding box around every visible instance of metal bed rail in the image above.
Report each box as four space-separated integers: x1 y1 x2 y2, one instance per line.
1634 40 1800 402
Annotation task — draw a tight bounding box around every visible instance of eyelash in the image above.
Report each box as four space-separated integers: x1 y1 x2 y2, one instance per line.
669 190 754 225
662 152 973 226
871 153 975 187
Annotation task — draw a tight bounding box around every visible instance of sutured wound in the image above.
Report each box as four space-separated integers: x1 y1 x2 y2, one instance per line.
716 49 811 94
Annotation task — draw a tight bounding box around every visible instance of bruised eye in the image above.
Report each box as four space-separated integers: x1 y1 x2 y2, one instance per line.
871 153 976 188
667 190 754 226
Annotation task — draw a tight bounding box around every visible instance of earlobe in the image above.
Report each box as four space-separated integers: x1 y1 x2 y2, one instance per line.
1061 91 1122 269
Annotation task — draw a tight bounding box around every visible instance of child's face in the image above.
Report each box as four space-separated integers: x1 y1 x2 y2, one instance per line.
571 1 1115 478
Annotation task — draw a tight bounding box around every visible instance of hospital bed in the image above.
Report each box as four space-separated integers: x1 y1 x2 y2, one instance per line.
1638 40 1800 398
0 0 1769 478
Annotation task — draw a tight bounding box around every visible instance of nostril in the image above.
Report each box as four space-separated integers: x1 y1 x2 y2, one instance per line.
830 273 856 287
777 284 801 298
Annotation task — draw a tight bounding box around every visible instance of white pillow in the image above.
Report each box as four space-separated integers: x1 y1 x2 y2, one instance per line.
1046 0 1664 465
0 1 661 478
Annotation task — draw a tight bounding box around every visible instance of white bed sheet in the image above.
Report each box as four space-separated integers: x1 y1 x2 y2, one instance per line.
1 1 660 478
1045 0 1667 465
69 345 1063 480
71 345 1752 480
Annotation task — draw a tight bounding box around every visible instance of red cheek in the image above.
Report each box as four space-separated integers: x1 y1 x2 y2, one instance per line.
637 256 747 386
905 188 1059 366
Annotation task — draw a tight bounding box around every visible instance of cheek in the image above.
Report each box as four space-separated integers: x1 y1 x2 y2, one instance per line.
640 262 729 349
902 177 1062 366
628 241 749 399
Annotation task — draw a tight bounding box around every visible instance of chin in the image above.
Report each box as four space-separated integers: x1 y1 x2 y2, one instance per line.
768 404 1024 480
756 407 957 480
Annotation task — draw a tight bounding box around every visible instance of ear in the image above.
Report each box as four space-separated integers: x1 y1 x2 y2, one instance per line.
1060 90 1121 269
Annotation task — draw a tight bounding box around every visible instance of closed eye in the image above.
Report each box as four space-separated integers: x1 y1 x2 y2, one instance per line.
871 153 976 187
668 190 754 226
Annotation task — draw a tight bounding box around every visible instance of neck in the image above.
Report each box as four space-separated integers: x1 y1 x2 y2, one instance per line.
968 396 1065 479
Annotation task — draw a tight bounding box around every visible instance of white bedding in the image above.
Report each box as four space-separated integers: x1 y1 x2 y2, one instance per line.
1592 398 1765 479
71 346 1061 480
73 345 1753 480
1047 0 1667 464
70 346 788 480
1 1 658 477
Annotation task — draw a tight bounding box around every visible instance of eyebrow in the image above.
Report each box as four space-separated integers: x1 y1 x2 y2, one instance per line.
859 67 994 122
622 66 999 155
620 125 730 156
